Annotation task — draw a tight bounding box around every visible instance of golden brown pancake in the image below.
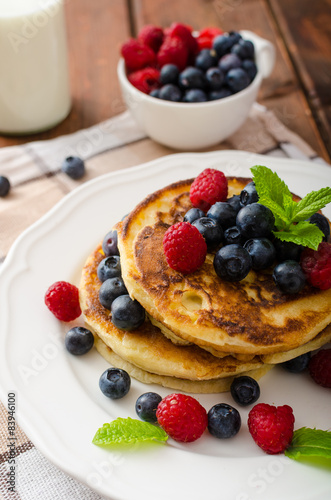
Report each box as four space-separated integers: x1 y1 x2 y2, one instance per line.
79 245 266 385
117 177 331 356
93 335 273 394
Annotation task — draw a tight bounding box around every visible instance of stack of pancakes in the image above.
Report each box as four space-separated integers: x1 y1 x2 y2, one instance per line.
79 176 331 393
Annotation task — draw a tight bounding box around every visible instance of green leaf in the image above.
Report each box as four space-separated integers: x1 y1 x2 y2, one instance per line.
92 418 168 446
285 427 331 460
292 187 331 221
258 195 290 229
273 221 324 250
251 165 295 225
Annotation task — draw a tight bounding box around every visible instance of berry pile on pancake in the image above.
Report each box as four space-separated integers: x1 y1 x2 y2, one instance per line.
79 170 331 393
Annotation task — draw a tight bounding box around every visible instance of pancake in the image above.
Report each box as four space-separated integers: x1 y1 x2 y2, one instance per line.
93 335 273 394
79 245 266 384
117 176 331 356
261 325 331 364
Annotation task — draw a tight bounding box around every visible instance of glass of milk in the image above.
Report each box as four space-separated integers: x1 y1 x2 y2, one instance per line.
0 0 71 134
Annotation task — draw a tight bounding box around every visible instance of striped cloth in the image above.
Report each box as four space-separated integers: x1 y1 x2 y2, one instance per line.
0 106 328 500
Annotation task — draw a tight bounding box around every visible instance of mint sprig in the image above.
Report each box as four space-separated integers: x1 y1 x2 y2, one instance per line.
92 417 168 446
251 165 331 249
285 427 331 460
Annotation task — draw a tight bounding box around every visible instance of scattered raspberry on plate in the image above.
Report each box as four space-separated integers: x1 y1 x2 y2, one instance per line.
248 403 295 454
309 349 331 388
44 281 81 322
300 241 331 290
156 393 207 442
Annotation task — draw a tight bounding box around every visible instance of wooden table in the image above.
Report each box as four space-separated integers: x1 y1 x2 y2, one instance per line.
1 0 330 162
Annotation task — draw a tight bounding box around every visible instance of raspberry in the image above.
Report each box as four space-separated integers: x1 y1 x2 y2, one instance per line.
197 27 224 50
248 403 295 454
163 221 207 274
300 241 331 290
167 22 199 57
157 36 188 71
156 393 207 442
138 25 164 53
45 281 81 322
190 168 228 212
309 349 331 388
121 38 156 72
128 67 160 94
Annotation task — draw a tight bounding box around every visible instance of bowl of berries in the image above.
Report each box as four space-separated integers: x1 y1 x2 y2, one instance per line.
118 23 275 150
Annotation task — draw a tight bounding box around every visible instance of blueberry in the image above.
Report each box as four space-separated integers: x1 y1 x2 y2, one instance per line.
99 368 131 399
64 326 94 355
208 403 241 439
243 238 276 270
111 294 145 330
207 202 237 230
228 31 242 44
159 64 179 85
230 376 260 406
236 203 275 239
218 53 242 73
183 207 205 223
192 217 223 250
182 89 208 103
241 59 257 81
240 181 259 206
61 156 85 180
195 49 218 71
214 244 252 281
273 239 302 262
99 277 128 310
0 175 10 197
149 88 160 98
102 229 119 256
179 67 207 90
223 226 244 246
159 83 182 102
307 212 330 242
213 33 240 57
135 392 162 423
208 88 232 100
227 194 241 213
231 39 255 59
226 68 250 93
97 256 121 282
272 260 306 294
281 352 311 373
205 67 225 90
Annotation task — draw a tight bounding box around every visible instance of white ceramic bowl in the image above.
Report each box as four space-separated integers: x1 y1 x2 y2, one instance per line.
117 30 275 150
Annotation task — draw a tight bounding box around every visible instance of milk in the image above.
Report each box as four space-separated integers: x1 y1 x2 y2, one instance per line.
0 0 71 134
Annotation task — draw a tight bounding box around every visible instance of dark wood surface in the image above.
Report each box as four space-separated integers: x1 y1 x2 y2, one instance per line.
1 0 330 162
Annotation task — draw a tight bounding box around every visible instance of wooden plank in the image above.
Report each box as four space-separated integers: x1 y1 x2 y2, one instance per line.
268 0 331 159
132 0 329 160
0 0 130 148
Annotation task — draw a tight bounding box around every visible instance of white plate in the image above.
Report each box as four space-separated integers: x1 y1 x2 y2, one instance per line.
0 151 331 500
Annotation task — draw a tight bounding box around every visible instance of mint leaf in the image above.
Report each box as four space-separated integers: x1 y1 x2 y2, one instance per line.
251 165 293 207
291 187 331 221
92 417 168 446
251 165 331 249
251 165 295 226
257 195 291 229
285 427 331 460
273 221 324 250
